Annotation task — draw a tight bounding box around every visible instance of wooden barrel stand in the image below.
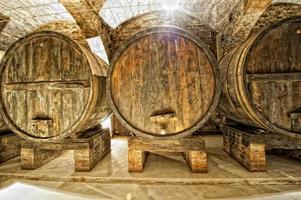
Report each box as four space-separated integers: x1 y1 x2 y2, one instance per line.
128 137 207 173
222 124 301 171
0 132 21 163
21 128 111 171
221 125 266 172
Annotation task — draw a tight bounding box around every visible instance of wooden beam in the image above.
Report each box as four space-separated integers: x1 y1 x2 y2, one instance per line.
128 137 206 152
247 72 301 82
60 0 112 59
128 136 207 173
4 80 90 91
86 0 106 13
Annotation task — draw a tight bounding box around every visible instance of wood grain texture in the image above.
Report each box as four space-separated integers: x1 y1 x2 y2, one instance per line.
128 136 207 173
222 125 266 172
185 151 208 173
218 17 301 139
111 11 217 58
0 31 111 142
128 150 146 172
108 26 220 138
21 145 62 170
0 132 21 163
128 137 206 152
0 51 10 133
21 128 110 171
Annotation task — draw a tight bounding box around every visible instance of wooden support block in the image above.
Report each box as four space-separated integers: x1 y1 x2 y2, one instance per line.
247 143 266 171
74 129 111 172
21 143 62 170
128 137 207 173
185 151 208 173
128 150 146 172
0 132 21 163
20 128 111 171
222 126 266 172
273 149 301 160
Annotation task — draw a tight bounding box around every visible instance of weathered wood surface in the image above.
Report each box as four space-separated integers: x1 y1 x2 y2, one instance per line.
222 126 266 172
0 119 9 133
128 137 206 152
0 51 10 133
185 151 208 173
108 26 220 139
73 129 111 172
111 11 217 57
221 121 301 151
128 136 207 173
218 17 301 139
21 129 111 171
0 132 21 163
128 150 146 173
111 114 131 136
0 31 111 142
247 72 301 82
20 128 110 149
21 146 62 170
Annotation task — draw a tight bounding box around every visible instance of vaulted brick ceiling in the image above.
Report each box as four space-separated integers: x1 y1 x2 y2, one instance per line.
0 0 300 57
0 13 9 33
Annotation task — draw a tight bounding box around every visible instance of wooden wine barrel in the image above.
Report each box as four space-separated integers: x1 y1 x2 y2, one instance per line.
218 17 301 138
107 26 220 139
0 31 110 142
0 51 10 133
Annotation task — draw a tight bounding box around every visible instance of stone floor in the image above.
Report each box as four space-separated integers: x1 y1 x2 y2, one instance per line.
0 135 300 200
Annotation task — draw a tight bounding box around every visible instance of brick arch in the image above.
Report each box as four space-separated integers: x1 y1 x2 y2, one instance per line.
111 10 217 57
34 20 90 49
249 3 301 36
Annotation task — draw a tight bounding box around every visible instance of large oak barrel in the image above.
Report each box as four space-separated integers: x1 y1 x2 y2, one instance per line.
0 51 9 133
0 31 110 142
218 17 301 138
107 26 221 139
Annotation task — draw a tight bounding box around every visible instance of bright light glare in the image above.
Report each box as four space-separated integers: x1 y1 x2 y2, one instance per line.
101 117 111 129
161 0 180 11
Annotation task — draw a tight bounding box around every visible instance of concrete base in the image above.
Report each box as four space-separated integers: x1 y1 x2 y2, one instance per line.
128 137 207 173
21 129 111 171
0 132 21 163
222 126 266 172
